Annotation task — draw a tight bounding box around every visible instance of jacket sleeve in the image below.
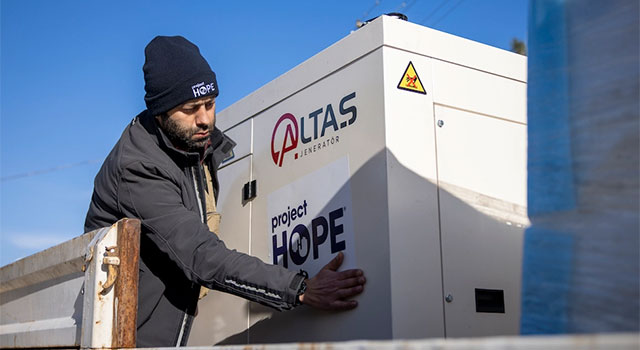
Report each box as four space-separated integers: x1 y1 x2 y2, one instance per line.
118 161 304 310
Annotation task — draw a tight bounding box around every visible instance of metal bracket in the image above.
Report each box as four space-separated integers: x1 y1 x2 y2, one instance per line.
82 227 110 272
99 245 120 295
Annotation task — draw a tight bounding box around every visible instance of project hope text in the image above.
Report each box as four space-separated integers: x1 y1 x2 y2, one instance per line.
271 199 346 268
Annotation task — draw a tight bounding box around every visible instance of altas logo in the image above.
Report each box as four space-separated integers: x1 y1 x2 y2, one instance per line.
271 113 299 167
270 92 357 167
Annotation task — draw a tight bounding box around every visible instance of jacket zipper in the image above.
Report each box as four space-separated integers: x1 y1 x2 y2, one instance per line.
191 165 206 223
175 166 206 346
175 312 189 346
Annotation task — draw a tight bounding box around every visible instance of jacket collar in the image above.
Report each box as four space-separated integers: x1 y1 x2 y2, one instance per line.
209 127 236 169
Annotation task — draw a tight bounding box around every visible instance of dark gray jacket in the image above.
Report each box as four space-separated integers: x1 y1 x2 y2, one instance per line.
85 110 303 347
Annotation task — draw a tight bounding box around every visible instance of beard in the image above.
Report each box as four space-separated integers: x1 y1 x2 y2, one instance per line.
159 115 213 152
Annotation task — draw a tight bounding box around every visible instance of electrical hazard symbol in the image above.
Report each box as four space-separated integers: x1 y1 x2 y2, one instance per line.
397 61 426 95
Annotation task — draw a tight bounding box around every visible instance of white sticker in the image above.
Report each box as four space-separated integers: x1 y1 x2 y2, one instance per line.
267 156 356 276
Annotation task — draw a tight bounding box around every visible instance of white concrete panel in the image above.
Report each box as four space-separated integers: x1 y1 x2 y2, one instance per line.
189 155 253 346
431 61 527 124
382 48 444 338
434 106 527 207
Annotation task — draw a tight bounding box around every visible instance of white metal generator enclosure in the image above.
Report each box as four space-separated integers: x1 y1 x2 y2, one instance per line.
189 16 527 346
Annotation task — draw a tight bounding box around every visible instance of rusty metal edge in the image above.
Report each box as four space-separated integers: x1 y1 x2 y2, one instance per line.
113 218 141 348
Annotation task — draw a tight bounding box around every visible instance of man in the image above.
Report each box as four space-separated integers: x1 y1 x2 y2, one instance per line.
85 36 366 347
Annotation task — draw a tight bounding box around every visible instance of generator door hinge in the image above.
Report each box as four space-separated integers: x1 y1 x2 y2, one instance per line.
242 180 257 202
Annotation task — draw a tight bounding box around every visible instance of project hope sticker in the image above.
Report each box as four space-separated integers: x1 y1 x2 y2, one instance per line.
267 156 356 276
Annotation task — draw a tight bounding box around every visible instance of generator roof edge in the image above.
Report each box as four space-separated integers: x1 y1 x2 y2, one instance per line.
217 16 526 130
217 16 386 130
383 18 527 82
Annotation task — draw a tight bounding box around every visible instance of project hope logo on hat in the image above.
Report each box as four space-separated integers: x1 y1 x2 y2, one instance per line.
192 81 217 98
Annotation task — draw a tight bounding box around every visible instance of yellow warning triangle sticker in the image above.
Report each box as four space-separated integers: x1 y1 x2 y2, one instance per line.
397 61 426 94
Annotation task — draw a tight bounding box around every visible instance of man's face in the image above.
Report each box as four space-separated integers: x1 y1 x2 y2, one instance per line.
157 96 216 152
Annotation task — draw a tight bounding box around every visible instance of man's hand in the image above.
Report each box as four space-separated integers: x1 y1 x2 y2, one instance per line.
299 252 366 310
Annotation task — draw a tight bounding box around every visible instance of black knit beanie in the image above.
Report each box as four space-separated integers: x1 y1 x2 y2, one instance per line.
143 35 219 116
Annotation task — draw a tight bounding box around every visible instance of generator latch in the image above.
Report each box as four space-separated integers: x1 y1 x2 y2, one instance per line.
243 180 257 202
99 245 120 295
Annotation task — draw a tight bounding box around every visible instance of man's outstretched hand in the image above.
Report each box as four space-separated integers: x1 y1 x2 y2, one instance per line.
299 252 366 310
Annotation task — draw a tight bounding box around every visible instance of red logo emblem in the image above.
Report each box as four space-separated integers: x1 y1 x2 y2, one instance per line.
271 113 299 167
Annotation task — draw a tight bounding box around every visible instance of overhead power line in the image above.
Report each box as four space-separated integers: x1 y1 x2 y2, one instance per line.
394 0 417 13
1 159 102 182
418 0 450 24
404 0 418 12
360 0 382 20
432 0 466 26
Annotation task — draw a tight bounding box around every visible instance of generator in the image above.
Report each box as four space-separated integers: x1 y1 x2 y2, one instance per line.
189 15 527 345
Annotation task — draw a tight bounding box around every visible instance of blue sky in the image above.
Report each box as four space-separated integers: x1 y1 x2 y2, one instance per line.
0 0 527 265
